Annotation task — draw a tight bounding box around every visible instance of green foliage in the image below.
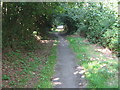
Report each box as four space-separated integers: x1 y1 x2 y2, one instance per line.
2 2 59 50
102 24 119 51
35 45 57 88
3 2 118 52
9 81 16 86
67 36 118 88
2 75 10 80
58 2 118 52
3 43 56 87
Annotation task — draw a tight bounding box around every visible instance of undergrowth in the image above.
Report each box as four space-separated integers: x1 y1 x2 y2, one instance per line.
67 36 118 88
2 50 44 88
35 45 57 88
2 41 57 88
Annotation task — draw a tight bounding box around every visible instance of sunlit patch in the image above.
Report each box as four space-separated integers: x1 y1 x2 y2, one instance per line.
100 64 107 68
40 40 49 43
76 66 84 70
95 48 112 55
81 75 85 78
33 31 42 40
79 70 85 74
53 44 57 46
40 40 56 44
55 29 64 32
35 35 41 40
1 2 3 7
79 83 82 86
52 77 62 86
89 57 102 61
53 77 60 81
57 25 64 29
33 30 58 43
73 71 79 75
55 25 64 32
74 66 86 76
53 82 62 85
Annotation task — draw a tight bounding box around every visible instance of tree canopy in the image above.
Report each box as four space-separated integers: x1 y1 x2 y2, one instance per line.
2 2 119 52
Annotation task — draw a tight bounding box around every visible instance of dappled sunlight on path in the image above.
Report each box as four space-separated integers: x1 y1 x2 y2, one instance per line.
53 35 87 88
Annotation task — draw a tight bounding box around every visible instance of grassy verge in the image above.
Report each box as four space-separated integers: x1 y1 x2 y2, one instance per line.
67 36 118 88
2 41 57 88
2 50 43 88
35 45 57 88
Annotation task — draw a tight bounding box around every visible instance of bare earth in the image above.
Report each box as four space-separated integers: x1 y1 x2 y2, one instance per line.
52 34 87 88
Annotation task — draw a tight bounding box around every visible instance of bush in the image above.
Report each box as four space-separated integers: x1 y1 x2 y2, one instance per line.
59 2 118 52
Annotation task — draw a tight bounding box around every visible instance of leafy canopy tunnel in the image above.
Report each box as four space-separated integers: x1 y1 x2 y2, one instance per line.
2 2 119 52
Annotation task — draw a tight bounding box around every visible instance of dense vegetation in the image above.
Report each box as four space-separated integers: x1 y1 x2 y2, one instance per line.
2 2 59 88
58 2 119 52
2 2 119 88
2 2 59 50
67 36 118 88
2 41 57 88
2 2 119 52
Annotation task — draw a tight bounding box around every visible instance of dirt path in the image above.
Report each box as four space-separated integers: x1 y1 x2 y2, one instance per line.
52 34 87 88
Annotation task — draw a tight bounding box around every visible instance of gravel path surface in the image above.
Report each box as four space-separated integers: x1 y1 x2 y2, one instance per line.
52 34 87 88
